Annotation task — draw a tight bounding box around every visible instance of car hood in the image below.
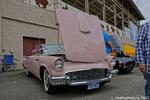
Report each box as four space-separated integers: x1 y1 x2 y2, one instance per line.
56 8 106 62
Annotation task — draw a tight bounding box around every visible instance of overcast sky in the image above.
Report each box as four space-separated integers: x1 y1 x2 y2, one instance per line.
133 0 150 25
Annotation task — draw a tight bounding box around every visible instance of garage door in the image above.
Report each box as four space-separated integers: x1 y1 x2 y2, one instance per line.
23 37 45 56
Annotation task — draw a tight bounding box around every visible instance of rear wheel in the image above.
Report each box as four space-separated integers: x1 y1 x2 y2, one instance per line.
43 69 56 94
126 67 134 72
25 68 31 77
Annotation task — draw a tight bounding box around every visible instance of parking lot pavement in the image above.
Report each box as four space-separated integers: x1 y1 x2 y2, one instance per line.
0 68 146 100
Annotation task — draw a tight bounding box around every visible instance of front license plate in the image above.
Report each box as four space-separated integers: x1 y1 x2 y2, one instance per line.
87 80 100 90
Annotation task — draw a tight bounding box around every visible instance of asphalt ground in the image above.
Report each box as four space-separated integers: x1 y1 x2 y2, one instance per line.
0 68 146 100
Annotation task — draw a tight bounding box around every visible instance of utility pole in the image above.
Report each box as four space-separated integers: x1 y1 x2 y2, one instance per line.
85 0 89 13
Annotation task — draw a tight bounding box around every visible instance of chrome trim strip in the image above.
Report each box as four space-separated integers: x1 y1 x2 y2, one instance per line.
67 74 112 86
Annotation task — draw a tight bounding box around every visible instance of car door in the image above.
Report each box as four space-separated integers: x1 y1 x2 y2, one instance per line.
32 48 43 78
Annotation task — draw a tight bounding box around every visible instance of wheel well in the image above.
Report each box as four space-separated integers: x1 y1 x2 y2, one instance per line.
40 66 45 82
22 63 24 67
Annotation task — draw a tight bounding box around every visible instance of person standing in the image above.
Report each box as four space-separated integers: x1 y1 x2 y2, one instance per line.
101 25 115 55
101 25 115 68
136 21 150 99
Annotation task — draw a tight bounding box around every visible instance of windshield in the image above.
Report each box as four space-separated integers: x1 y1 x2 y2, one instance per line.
109 35 122 48
42 44 65 55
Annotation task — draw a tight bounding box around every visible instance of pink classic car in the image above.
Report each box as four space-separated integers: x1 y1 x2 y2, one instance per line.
23 8 117 94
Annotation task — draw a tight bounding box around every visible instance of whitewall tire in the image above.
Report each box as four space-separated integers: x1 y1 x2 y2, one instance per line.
25 68 31 77
43 69 56 94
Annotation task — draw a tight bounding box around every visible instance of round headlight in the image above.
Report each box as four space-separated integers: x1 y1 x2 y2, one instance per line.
118 61 122 64
110 59 116 67
54 59 64 69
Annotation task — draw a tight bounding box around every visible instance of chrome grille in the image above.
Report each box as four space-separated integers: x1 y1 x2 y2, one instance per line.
66 69 107 81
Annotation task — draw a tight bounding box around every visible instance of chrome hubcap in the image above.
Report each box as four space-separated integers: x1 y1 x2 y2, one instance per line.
44 69 49 91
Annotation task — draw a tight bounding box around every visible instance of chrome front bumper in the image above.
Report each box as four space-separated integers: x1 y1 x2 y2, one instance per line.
116 57 135 64
115 57 135 68
48 73 113 86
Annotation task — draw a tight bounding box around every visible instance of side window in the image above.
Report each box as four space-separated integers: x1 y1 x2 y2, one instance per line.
36 48 43 55
32 45 43 56
32 49 36 55
32 52 34 55
38 49 43 55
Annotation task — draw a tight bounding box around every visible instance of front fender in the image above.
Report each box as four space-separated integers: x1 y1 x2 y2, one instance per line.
38 56 64 77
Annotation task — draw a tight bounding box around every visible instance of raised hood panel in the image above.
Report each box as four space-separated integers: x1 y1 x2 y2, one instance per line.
56 9 106 62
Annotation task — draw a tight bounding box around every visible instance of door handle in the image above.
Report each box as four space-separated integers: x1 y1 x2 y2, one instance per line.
35 59 39 61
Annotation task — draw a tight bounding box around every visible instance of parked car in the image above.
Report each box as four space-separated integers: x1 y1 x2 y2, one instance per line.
23 8 117 94
110 35 136 73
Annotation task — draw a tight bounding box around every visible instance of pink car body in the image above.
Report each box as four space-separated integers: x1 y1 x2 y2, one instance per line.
23 8 116 93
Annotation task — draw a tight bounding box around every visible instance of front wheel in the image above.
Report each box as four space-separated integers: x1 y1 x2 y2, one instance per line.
43 69 56 94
